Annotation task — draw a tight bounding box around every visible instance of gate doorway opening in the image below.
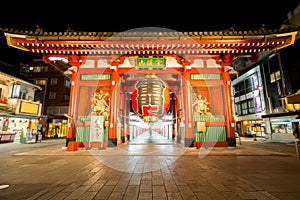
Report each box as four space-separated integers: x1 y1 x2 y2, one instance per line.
121 72 180 146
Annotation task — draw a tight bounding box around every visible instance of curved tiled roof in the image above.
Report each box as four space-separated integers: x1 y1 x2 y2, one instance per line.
1 27 299 58
1 26 299 38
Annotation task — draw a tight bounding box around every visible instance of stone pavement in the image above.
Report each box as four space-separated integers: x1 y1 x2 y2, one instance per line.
1 136 300 200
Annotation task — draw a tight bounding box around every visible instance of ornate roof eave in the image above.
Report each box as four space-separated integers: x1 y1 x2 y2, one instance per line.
2 27 298 58
2 26 299 40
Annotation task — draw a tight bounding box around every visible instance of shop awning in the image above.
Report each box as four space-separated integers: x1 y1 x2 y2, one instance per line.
261 111 300 119
286 93 300 104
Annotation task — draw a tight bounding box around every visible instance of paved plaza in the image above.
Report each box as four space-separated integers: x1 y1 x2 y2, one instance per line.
0 135 300 200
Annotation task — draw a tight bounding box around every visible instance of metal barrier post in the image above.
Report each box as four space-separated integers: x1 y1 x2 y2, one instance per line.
295 139 299 157
235 132 241 145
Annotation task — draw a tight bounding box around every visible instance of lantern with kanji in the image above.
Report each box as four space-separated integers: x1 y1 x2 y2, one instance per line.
131 74 170 122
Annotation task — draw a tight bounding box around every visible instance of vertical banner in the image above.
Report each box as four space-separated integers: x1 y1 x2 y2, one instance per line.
90 116 104 142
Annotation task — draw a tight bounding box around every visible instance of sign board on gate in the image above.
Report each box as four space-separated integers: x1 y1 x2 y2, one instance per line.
90 116 104 142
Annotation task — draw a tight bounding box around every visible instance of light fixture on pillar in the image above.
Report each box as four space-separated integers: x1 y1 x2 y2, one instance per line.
224 65 238 74
110 65 117 72
184 65 191 72
64 66 78 75
48 56 69 63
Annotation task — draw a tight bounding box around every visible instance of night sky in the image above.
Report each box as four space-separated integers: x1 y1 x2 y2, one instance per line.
0 1 300 65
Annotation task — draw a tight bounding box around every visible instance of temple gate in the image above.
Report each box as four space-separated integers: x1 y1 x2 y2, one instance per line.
2 27 297 150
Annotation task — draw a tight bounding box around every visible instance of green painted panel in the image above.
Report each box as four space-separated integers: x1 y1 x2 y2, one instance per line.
193 115 225 122
194 126 226 142
117 127 121 140
76 126 90 142
194 132 205 142
104 127 108 142
206 126 226 142
76 126 109 142
181 127 185 141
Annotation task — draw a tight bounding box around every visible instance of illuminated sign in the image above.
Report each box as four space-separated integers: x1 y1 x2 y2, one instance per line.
15 100 41 116
252 74 259 89
136 57 165 70
191 74 221 80
81 74 111 80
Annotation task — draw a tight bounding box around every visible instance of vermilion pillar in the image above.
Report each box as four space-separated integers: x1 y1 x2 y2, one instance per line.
108 69 119 147
222 70 236 147
125 93 131 141
120 91 125 143
65 66 78 146
176 92 182 143
182 68 194 147
170 93 176 140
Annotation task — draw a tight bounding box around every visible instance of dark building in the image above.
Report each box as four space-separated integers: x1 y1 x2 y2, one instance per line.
231 5 300 142
20 58 71 138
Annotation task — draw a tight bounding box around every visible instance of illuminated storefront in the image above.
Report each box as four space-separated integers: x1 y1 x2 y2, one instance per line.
0 71 42 143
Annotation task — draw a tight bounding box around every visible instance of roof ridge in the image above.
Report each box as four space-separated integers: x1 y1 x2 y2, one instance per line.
1 26 300 37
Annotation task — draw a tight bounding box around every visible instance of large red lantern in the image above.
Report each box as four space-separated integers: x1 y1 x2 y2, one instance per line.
131 74 170 122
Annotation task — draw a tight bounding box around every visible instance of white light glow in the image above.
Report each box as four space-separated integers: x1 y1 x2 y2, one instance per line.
48 56 68 63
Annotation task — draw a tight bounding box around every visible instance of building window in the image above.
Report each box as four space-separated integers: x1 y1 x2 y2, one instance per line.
275 71 281 80
21 92 26 99
65 79 70 88
271 96 281 108
50 78 58 85
34 91 44 102
47 106 69 115
60 107 69 114
34 79 47 86
29 66 48 72
241 101 248 115
271 122 293 134
247 99 255 114
245 77 253 93
254 96 262 112
64 94 70 101
49 92 56 99
47 107 57 115
10 84 20 98
234 103 241 115
270 70 281 83
239 82 245 95
233 85 239 97
252 74 259 90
